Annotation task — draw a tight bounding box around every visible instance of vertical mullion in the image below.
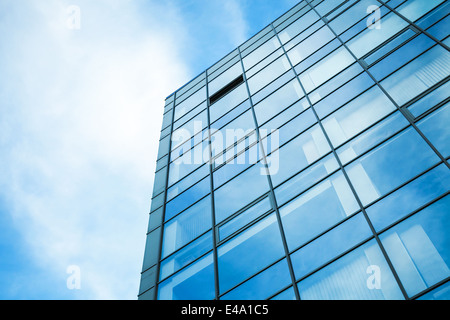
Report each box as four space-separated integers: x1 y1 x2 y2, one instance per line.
205 71 221 300
237 46 301 301
303 0 410 300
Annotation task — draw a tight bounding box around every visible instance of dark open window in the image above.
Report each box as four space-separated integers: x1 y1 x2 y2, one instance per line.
209 75 245 105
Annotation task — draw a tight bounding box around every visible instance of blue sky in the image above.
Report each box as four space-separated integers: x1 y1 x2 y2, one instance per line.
0 0 299 300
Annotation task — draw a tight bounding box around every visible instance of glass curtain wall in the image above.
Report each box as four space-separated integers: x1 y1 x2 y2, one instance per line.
139 0 450 301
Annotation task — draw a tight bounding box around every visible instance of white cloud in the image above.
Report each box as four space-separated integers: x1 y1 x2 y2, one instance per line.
0 0 190 299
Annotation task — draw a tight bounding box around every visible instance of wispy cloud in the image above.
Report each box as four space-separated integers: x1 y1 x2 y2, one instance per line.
0 0 190 299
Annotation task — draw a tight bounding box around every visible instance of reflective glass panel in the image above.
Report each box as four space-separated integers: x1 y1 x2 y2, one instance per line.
297 240 405 300
291 213 372 280
322 86 397 147
221 259 292 300
380 196 450 297
218 213 285 294
162 196 212 258
346 127 441 206
417 103 450 158
214 163 270 224
280 171 360 251
366 163 450 231
158 252 215 300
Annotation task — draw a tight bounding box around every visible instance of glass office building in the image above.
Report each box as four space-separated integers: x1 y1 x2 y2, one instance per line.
139 0 450 300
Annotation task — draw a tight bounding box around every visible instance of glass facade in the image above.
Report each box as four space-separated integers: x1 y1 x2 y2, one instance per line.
139 0 450 301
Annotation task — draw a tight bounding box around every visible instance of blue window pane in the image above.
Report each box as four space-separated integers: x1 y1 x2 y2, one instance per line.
162 196 212 258
259 98 310 138
165 177 210 221
364 28 417 66
209 83 248 123
322 86 397 147
158 252 215 300
214 163 270 224
367 163 450 231
347 12 408 59
270 287 296 300
417 281 450 300
160 232 213 281
208 62 242 96
397 0 446 22
268 108 317 147
314 72 375 119
328 0 376 35
346 127 441 206
218 197 272 242
174 86 207 121
247 56 292 95
417 102 450 158
426 14 450 41
380 196 450 297
287 26 335 66
336 111 409 165
218 213 285 294
308 62 363 105
299 47 355 93
278 9 320 44
280 171 360 251
254 78 304 126
221 259 292 300
297 240 405 300
369 33 435 82
167 165 209 202
274 153 340 206
213 142 262 189
380 45 450 106
407 81 450 118
266 124 331 187
416 1 449 30
291 213 372 280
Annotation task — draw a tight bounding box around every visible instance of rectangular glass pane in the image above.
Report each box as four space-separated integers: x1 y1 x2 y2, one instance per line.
266 124 331 187
299 47 355 93
397 0 446 22
336 111 409 165
380 45 450 106
247 56 292 95
380 196 450 297
291 213 372 280
218 197 272 241
280 171 360 251
322 86 397 147
210 83 248 123
214 163 270 224
165 177 210 221
162 196 212 258
217 213 285 294
345 127 441 206
158 252 215 300
160 232 212 281
274 153 340 206
347 12 408 59
366 163 450 231
298 240 404 300
254 78 304 125
417 102 450 158
221 259 292 300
